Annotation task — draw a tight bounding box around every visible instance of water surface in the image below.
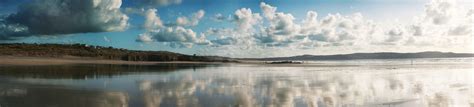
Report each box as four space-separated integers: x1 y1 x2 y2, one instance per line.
0 58 473 107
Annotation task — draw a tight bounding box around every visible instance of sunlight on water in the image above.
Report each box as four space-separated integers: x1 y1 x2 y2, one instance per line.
0 58 472 107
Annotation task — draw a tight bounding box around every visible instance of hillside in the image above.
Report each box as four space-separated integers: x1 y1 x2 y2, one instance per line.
0 43 235 62
248 52 474 61
2 43 473 62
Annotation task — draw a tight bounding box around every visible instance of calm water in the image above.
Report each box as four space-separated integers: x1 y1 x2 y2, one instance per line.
0 58 473 107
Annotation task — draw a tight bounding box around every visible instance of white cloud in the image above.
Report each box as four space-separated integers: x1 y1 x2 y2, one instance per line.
385 27 405 43
143 9 164 30
405 0 472 37
424 0 456 25
269 13 300 36
257 3 301 45
260 2 277 20
204 8 263 47
205 28 255 47
448 24 471 36
307 29 334 42
301 11 318 34
410 24 424 36
291 13 373 49
234 8 262 32
395 0 473 45
207 3 376 50
137 26 209 47
211 37 238 46
176 10 205 27
148 27 201 42
321 14 339 26
143 0 473 56
138 9 208 48
137 33 154 43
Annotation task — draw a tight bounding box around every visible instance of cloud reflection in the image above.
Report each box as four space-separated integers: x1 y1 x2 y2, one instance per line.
137 65 473 107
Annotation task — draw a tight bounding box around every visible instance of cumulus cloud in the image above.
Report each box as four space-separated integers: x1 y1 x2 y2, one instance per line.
407 0 472 37
143 9 164 30
261 0 469 52
233 8 262 32
175 10 205 27
137 33 154 43
260 2 277 21
140 0 472 55
302 14 371 48
260 2 299 36
136 27 208 43
300 11 318 33
136 26 209 46
387 0 474 47
250 3 375 48
205 8 263 47
206 28 255 47
307 29 334 42
269 13 300 36
385 27 405 43
211 37 238 46
137 9 208 48
0 0 129 40
448 24 471 36
256 3 301 45
410 24 424 36
205 3 377 50
424 0 456 25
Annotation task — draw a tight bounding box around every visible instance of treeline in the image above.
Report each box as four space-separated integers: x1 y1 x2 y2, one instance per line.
0 43 235 62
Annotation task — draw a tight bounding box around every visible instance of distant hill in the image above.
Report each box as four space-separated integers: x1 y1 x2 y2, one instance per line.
246 52 474 61
2 43 473 62
0 43 235 62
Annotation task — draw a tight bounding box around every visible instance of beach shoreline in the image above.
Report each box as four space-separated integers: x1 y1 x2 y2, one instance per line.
1 56 472 68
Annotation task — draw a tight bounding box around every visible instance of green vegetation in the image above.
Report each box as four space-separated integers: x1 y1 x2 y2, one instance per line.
0 43 235 62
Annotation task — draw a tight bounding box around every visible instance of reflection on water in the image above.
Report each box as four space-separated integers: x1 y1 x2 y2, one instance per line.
0 59 473 107
0 64 215 79
0 79 128 107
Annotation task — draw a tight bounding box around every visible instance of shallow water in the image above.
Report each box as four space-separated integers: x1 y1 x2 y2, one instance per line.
0 58 473 107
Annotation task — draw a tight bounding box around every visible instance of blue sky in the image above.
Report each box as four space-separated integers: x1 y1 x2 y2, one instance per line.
0 0 472 57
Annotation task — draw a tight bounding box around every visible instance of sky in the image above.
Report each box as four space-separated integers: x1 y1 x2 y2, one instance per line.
0 0 473 58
